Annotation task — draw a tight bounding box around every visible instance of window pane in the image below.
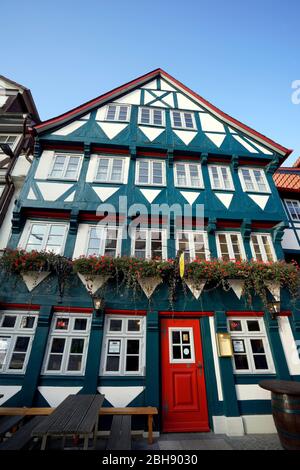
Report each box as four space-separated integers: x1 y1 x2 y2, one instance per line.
106 355 120 371
221 167 231 189
242 169 254 191
67 355 82 371
47 354 63 371
140 108 150 124
109 319 122 332
262 235 274 262
211 166 221 188
172 111 182 127
2 316 16 328
14 337 30 352
138 161 149 184
181 331 190 344
172 346 181 359
70 338 84 354
0 337 10 369
128 319 141 332
251 339 265 354
230 234 242 261
253 170 267 192
172 331 180 344
253 355 268 369
153 109 162 126
152 162 163 184
229 320 242 331
51 338 66 353
247 320 260 332
106 105 116 120
218 234 230 260
127 339 139 355
74 319 87 331
189 164 201 187
96 159 109 181
126 356 139 371
184 113 194 128
55 318 69 330
118 106 128 121
234 354 249 370
21 316 35 329
9 353 26 369
176 164 187 186
111 158 124 182
182 345 191 358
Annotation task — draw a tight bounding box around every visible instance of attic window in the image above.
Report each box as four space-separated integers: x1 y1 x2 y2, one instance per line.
138 107 165 126
105 104 130 122
170 111 196 130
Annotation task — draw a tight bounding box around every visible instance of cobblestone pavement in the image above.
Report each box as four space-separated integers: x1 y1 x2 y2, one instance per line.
132 432 283 451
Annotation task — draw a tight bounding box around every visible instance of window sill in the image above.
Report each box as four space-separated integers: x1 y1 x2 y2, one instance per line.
47 177 78 183
172 126 197 131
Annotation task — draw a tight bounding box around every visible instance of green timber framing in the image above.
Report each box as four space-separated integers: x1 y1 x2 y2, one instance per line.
0 69 299 437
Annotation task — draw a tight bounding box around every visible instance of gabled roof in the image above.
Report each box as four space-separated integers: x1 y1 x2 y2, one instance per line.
34 68 292 159
0 74 40 122
274 160 300 193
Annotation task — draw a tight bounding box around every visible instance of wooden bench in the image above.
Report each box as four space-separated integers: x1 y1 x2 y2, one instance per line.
0 415 24 441
0 416 45 450
106 415 131 450
100 407 158 444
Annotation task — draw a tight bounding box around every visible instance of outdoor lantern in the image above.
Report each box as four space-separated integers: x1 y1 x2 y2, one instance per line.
93 295 105 315
267 300 281 320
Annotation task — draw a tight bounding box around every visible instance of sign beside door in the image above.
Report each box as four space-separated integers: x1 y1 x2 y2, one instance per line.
161 319 209 432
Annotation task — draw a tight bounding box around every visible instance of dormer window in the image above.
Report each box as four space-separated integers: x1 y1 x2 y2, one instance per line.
171 111 196 130
105 104 130 122
138 107 165 126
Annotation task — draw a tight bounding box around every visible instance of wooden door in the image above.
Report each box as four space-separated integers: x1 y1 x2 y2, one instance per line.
161 318 209 432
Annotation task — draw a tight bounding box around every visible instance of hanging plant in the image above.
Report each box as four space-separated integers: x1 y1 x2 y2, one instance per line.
73 256 116 295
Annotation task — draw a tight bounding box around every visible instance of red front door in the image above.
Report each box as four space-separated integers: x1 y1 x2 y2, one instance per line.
161 319 209 432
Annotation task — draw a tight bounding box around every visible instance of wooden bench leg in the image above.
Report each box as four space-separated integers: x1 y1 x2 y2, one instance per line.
41 435 47 450
147 415 153 445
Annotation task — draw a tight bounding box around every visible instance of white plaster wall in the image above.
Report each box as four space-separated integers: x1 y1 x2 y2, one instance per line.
209 317 223 401
73 224 89 258
34 150 54 180
213 415 276 435
235 384 271 401
11 154 31 181
0 187 20 250
278 316 300 375
281 228 300 250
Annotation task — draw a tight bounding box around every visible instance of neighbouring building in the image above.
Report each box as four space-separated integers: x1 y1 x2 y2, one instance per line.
0 69 299 437
0 75 40 251
274 158 300 263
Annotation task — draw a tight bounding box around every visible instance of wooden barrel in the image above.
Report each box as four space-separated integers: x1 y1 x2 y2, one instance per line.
260 380 300 451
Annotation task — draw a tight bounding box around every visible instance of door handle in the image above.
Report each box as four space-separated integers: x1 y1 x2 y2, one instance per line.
197 362 203 376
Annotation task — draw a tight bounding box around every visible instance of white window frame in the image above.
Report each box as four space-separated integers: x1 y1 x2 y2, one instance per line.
228 317 275 374
284 199 300 221
48 153 83 181
131 228 168 260
250 233 277 262
0 311 38 374
100 315 146 376
94 155 126 183
174 161 204 189
0 185 4 198
19 221 69 255
170 110 197 130
208 164 234 191
42 314 91 376
135 159 166 186
216 232 246 261
104 104 131 122
168 327 195 364
238 167 271 193
175 230 210 261
0 134 21 152
85 225 123 257
138 107 165 127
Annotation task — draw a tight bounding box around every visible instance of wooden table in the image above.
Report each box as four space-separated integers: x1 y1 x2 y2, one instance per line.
100 406 158 444
31 394 104 450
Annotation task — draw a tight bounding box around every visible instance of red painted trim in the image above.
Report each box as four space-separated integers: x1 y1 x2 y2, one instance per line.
226 311 264 317
207 156 231 164
53 306 93 314
79 213 126 222
23 209 70 220
251 222 276 229
136 151 167 158
278 311 292 317
43 143 83 152
34 68 291 158
105 309 147 316
216 220 242 229
174 155 200 161
0 303 40 311
239 159 269 167
159 311 214 317
92 147 129 155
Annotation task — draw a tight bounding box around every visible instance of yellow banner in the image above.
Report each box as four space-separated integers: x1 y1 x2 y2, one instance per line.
179 252 185 278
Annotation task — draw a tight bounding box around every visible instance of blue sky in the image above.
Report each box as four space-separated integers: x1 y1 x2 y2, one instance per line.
2 0 299 165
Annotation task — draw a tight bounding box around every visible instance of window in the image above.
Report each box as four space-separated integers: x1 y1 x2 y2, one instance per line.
239 167 270 193
228 317 275 374
0 312 37 373
49 154 82 180
208 165 234 190
105 104 130 122
135 159 166 186
85 226 123 257
21 222 68 254
170 111 196 130
176 231 209 261
169 328 195 363
94 156 126 183
250 234 276 262
216 232 245 261
174 162 204 188
43 314 91 375
0 135 20 151
132 228 167 260
138 107 165 126
100 316 145 376
285 199 300 221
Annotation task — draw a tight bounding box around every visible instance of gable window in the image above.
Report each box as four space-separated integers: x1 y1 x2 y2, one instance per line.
49 153 82 180
239 167 270 193
0 312 38 373
228 317 275 374
105 104 130 122
135 159 166 186
100 315 145 376
174 162 203 188
85 226 123 257
216 232 245 261
94 156 126 183
0 135 20 152
285 199 300 221
250 234 276 262
43 313 91 375
138 107 165 126
171 111 196 130
21 222 68 254
208 165 234 190
176 231 209 261
132 228 167 260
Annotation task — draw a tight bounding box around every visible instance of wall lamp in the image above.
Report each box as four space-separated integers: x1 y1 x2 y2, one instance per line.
92 295 105 315
267 300 281 320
